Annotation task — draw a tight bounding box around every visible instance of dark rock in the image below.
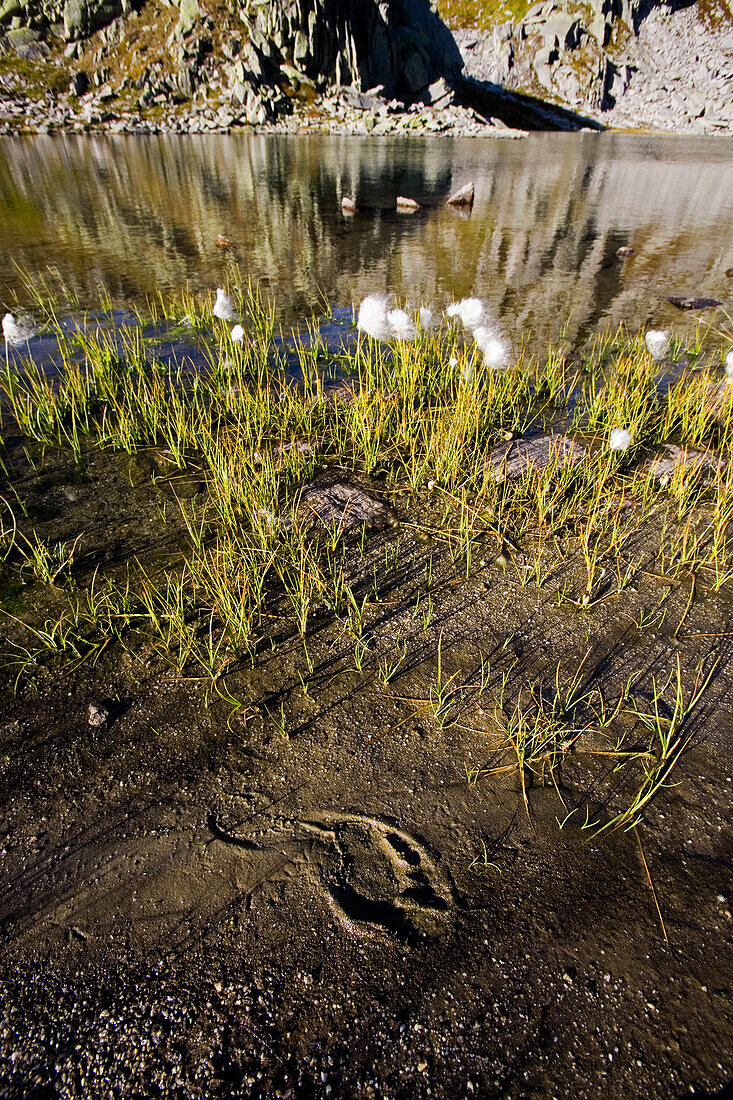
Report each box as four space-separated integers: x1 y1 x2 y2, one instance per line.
400 42 429 94
668 296 723 310
69 70 89 95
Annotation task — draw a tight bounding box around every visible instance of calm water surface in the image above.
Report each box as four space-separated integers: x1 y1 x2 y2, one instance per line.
0 132 732 348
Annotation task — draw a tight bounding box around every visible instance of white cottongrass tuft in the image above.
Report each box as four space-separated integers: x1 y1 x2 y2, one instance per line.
230 324 244 344
213 288 237 321
387 308 416 341
609 428 632 452
448 356 458 368
446 298 485 330
357 293 393 341
357 295 417 341
473 325 509 369
3 311 38 347
645 329 669 361
725 350 733 380
418 306 435 331
2 313 20 345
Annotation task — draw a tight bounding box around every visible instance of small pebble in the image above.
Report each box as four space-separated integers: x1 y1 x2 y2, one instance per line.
88 702 110 727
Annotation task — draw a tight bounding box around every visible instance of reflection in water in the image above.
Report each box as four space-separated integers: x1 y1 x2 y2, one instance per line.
0 133 731 349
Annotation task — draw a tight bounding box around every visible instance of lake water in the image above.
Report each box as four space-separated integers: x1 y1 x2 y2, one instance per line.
1 132 732 350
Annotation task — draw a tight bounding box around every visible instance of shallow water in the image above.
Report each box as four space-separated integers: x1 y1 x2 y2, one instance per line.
0 132 732 349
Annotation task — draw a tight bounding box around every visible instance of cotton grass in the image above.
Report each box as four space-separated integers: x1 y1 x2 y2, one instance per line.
213 288 237 321
357 295 416 342
609 428 632 452
473 325 509 369
645 330 669 361
446 298 486 330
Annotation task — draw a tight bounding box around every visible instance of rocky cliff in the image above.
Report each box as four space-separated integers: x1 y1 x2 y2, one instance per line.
0 0 731 133
454 0 733 133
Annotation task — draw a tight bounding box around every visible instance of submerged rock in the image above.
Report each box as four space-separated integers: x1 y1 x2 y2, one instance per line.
486 434 585 481
298 477 388 530
648 443 726 484
701 379 732 420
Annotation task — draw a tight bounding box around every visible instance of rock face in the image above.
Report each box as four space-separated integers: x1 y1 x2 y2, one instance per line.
63 0 125 40
239 0 463 99
455 0 733 132
0 0 462 96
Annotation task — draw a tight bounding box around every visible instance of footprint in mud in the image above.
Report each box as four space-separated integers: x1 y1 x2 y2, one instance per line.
298 814 454 942
207 808 454 941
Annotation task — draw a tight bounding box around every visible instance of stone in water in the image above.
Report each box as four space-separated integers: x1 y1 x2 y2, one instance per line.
648 444 726 484
486 435 585 481
668 296 722 311
447 182 475 207
298 478 387 530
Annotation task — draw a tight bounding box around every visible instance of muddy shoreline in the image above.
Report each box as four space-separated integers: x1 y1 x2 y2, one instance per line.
1 299 733 1097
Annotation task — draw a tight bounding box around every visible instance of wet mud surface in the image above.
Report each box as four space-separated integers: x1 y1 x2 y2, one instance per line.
1 439 732 1099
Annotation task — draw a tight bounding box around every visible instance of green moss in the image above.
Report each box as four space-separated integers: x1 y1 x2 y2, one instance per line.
0 55 70 97
436 0 532 31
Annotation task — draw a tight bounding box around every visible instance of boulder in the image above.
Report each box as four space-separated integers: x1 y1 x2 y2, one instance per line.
542 12 583 49
63 0 123 41
423 76 454 106
0 0 22 23
648 444 726 484
446 181 475 207
176 0 199 37
6 27 51 58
